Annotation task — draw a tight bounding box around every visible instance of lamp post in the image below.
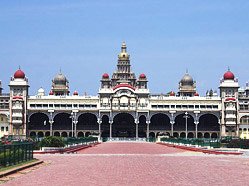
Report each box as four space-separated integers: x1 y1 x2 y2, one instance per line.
183 112 189 139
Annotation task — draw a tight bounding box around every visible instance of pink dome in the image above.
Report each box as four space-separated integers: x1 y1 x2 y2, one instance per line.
223 70 235 80
49 90 54 95
102 73 109 79
139 73 146 79
194 92 199 96
73 91 79 95
169 91 175 96
14 69 25 79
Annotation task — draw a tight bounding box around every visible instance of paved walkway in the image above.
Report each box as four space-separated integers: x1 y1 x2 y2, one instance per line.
3 142 249 186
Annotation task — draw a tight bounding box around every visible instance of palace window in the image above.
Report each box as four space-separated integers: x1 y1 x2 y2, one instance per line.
207 105 212 109
213 105 218 109
200 105 206 109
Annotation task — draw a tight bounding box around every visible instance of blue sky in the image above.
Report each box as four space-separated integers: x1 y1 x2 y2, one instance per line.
0 0 249 95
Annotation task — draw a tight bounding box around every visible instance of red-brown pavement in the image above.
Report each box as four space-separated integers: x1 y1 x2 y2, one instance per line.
3 142 249 186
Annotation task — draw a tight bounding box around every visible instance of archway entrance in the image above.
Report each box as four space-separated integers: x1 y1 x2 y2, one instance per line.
112 113 135 137
174 113 195 132
77 113 98 130
150 113 171 131
138 115 147 137
199 114 219 132
53 113 71 130
29 113 49 131
101 115 110 138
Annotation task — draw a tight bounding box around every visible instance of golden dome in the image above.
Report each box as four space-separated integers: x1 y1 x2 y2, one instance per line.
118 42 130 59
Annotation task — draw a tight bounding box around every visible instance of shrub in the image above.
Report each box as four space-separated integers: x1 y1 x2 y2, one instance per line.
227 139 249 149
40 136 65 147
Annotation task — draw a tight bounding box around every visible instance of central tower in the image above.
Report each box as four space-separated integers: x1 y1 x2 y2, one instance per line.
111 42 136 87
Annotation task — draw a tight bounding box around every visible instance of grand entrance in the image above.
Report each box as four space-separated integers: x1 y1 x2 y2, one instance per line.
112 113 135 137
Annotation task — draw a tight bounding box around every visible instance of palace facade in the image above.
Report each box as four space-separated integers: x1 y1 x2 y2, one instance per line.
1 42 249 139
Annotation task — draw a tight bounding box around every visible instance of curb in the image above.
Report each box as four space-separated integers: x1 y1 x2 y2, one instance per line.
64 142 101 153
157 142 243 155
0 159 43 178
34 142 101 154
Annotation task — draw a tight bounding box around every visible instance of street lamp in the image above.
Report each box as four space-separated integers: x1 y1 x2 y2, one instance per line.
183 112 189 139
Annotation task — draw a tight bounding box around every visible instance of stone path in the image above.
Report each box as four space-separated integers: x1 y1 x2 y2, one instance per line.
2 142 249 186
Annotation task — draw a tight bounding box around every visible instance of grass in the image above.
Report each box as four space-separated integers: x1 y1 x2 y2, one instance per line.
0 159 38 172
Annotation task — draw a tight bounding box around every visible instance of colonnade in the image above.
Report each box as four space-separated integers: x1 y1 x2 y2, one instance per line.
28 111 221 139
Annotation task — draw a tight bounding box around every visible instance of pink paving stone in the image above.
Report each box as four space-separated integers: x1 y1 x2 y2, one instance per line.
3 142 249 186
78 142 188 154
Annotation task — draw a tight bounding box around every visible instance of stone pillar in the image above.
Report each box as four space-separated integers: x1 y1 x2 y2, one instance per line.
169 111 176 137
194 112 200 138
48 111 54 136
146 120 150 138
194 121 199 138
221 124 226 137
170 121 175 137
49 120 54 136
74 120 78 138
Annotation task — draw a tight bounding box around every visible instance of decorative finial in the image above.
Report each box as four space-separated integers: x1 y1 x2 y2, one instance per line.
59 67 62 74
228 66 230 71
18 65 21 70
186 68 188 74
121 41 127 53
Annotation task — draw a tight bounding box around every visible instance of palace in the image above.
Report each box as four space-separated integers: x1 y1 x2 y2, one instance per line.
1 42 249 139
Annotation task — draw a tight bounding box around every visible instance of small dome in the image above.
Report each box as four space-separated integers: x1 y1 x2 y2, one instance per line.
102 73 109 79
73 91 79 96
53 72 68 85
14 69 25 79
38 87 45 93
194 92 199 96
38 87 45 96
169 91 175 96
139 73 146 79
180 73 194 86
223 70 235 80
49 90 54 95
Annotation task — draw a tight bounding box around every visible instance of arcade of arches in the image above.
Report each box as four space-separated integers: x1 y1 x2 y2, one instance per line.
28 112 220 138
